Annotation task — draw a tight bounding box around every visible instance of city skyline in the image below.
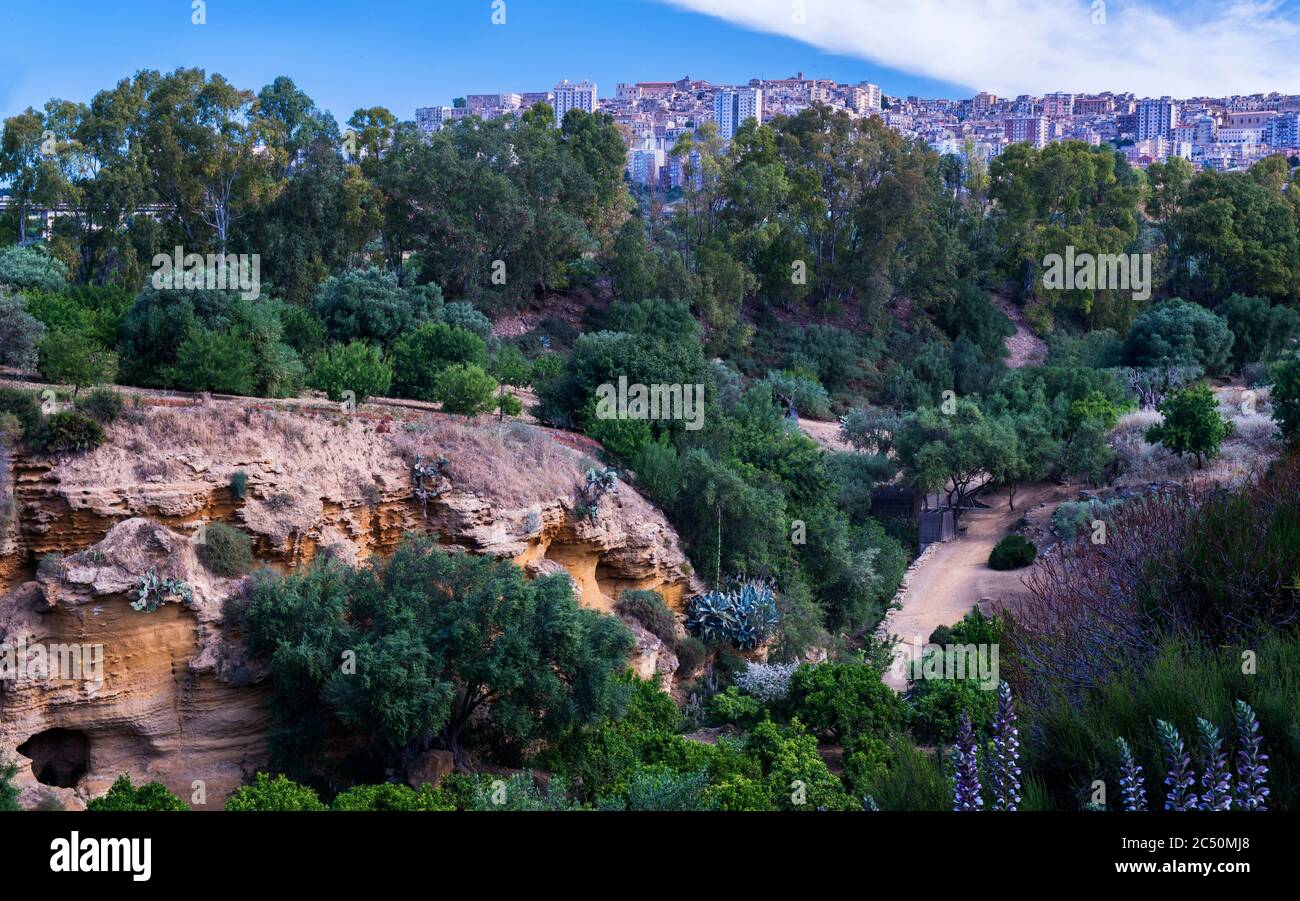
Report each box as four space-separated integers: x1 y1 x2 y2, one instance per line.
7 0 1300 125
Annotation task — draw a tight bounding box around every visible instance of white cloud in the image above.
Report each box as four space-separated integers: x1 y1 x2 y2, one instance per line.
656 0 1300 96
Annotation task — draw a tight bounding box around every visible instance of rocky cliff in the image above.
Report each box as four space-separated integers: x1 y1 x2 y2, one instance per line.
0 397 700 808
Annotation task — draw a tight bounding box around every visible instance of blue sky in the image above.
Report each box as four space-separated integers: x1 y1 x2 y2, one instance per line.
0 0 960 123
3 1 1299 124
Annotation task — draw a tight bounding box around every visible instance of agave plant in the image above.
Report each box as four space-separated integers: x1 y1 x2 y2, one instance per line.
133 568 194 613
581 467 619 522
685 579 779 650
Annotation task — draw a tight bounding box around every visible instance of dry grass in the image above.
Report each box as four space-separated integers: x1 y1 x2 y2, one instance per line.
393 418 585 509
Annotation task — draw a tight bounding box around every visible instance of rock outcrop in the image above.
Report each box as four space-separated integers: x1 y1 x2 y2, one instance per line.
0 399 701 807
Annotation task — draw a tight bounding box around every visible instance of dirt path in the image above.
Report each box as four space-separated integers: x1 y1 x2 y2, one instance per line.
796 417 850 452
879 481 1073 689
990 293 1048 369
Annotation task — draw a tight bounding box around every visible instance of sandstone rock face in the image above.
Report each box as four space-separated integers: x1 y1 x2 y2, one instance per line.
0 400 701 807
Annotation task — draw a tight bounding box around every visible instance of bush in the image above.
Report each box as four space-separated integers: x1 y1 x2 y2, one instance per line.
1219 294 1300 368
39 328 117 393
331 782 454 811
760 370 832 419
1123 299 1234 375
390 322 486 401
30 411 104 455
686 581 779 650
785 663 907 742
1273 355 1300 445
615 590 678 647
229 470 249 499
674 635 706 675
87 775 188 811
988 534 1037 570
0 245 68 292
1051 497 1125 542
225 773 326 811
0 757 18 811
586 414 653 462
432 363 497 418
197 521 254 578
1145 383 1230 468
0 387 43 442
166 326 255 395
312 268 439 348
309 341 393 404
0 292 46 370
73 388 124 423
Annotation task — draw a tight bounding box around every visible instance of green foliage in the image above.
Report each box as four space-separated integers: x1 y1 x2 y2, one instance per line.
38 328 117 393
87 775 188 811
988 534 1038 570
1273 355 1300 444
1145 383 1230 467
225 773 326 811
0 387 44 442
309 341 393 404
586 413 653 462
742 718 858 811
312 268 439 348
852 736 952 811
0 757 19 811
615 589 678 647
1219 294 1300 368
73 387 124 423
30 411 104 455
229 470 249 499
1123 299 1234 375
785 663 906 742
760 370 832 419
166 326 256 395
390 322 486 401
0 245 68 292
432 362 497 418
1052 497 1125 542
0 292 46 370
331 782 455 811
236 535 634 779
197 521 254 577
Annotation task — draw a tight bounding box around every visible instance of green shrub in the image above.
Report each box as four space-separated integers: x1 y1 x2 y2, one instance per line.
988 534 1037 570
0 387 43 441
1123 299 1234 375
760 370 832 418
1219 294 1300 368
73 388 124 423
390 322 486 401
674 635 706 675
225 773 326 811
1145 383 1230 468
309 341 393 404
31 411 104 455
1272 355 1300 445
331 782 454 811
312 268 439 348
785 663 907 742
229 470 249 499
586 414 653 462
166 326 255 395
197 521 254 578
615 589 678 647
432 363 497 418
0 292 46 370
87 775 188 811
0 758 20 811
0 245 68 292
1051 498 1125 542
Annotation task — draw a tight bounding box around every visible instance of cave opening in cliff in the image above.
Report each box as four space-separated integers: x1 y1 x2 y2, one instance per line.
16 728 90 788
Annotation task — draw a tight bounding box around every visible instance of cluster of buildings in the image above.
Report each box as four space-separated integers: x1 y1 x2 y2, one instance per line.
415 76 1300 190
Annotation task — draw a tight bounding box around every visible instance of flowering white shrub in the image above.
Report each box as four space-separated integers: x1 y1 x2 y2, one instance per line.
734 661 798 704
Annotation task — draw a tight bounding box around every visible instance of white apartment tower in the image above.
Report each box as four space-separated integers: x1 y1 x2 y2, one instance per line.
714 87 764 140
1137 97 1180 141
553 80 598 127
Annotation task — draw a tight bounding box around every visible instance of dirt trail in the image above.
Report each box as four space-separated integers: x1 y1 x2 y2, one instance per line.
879 481 1074 689
796 417 850 452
